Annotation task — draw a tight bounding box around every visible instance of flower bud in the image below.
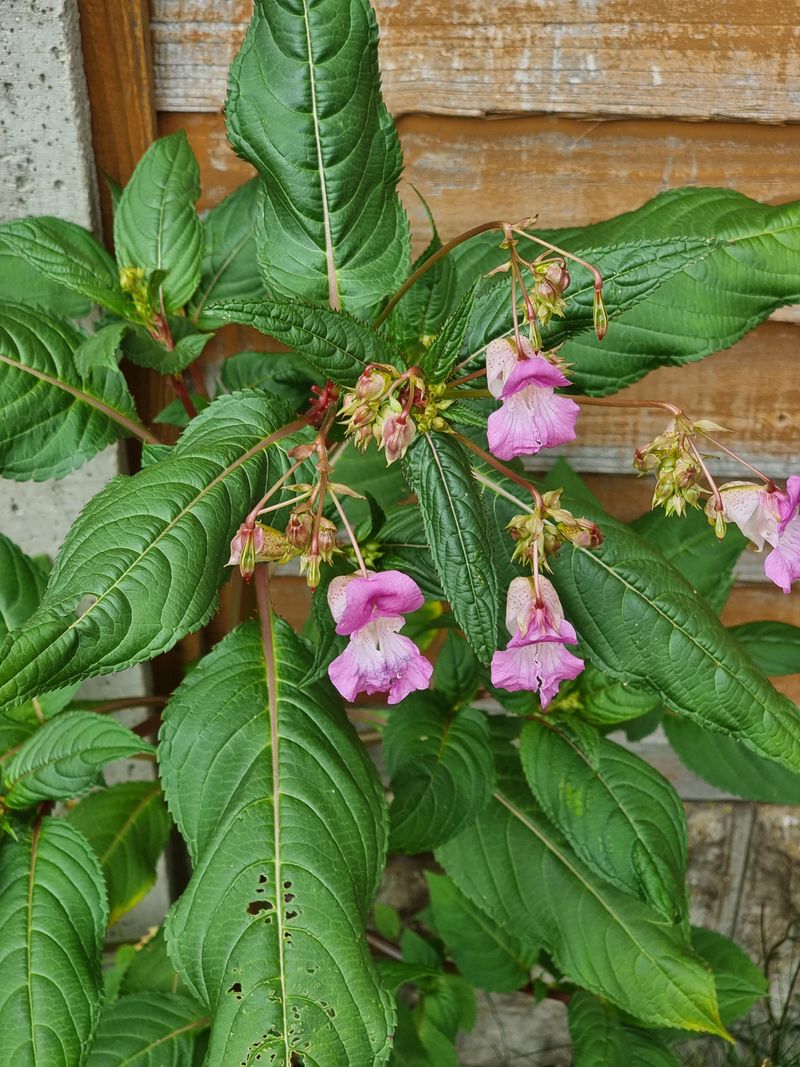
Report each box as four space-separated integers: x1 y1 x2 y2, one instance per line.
318 517 337 562
355 366 390 401
380 413 415 465
285 510 313 550
593 287 608 342
227 522 265 582
544 259 570 294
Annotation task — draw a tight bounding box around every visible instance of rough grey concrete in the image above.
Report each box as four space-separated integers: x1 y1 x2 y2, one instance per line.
0 1 169 938
0 0 98 228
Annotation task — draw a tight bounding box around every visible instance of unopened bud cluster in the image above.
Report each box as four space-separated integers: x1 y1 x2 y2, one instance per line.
508 489 603 569
227 521 297 581
341 364 446 464
634 416 724 518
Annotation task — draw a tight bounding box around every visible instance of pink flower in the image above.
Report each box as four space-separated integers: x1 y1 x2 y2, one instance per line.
491 575 584 708
485 337 579 461
717 477 800 594
327 570 433 704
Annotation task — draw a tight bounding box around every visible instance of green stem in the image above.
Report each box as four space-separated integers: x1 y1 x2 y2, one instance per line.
451 431 543 508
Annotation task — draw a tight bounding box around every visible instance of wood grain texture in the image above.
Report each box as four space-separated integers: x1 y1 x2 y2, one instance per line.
77 0 158 241
151 0 800 122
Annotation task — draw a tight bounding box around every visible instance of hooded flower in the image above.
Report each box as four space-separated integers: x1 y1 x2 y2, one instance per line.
486 337 579 460
327 570 433 704
491 575 584 708
716 477 800 593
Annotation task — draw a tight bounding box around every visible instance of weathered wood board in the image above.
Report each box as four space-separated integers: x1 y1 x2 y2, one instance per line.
152 0 800 123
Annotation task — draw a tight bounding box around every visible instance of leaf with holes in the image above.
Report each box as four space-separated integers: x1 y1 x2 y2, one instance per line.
0 304 143 481
0 393 297 713
0 817 107 1067
437 746 726 1036
207 297 403 386
68 781 171 925
160 620 394 1066
0 217 134 318
191 179 268 330
520 719 688 923
226 0 409 313
426 872 536 993
86 992 208 1067
2 711 152 809
384 693 494 853
114 131 203 312
404 432 498 662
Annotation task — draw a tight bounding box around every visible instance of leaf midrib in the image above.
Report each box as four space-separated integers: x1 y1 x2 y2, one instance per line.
493 790 720 1033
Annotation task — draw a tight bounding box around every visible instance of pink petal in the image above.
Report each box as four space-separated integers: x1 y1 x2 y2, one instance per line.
501 355 571 397
327 618 432 703
491 633 583 708
777 475 800 532
718 482 778 550
764 516 800 594
504 575 564 638
330 570 425 636
486 337 524 398
487 387 579 460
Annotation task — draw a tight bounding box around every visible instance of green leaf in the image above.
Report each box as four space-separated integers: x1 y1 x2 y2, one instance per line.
119 928 188 997
74 322 128 378
114 131 203 312
568 992 681 1067
463 234 721 367
578 665 662 728
0 532 48 641
160 620 394 1066
403 432 498 662
0 245 91 318
437 748 726 1036
549 188 800 394
384 693 495 853
374 505 443 600
226 0 409 312
330 440 409 515
0 304 142 481
86 992 208 1067
154 395 209 429
125 329 211 375
220 350 319 409
192 179 268 329
520 720 688 922
418 282 477 382
433 632 481 706
529 461 800 775
664 715 800 803
0 216 133 318
0 393 296 711
426 872 536 992
2 711 152 809
727 620 800 676
632 506 747 613
68 781 171 925
207 297 403 386
691 927 767 1025
0 817 107 1067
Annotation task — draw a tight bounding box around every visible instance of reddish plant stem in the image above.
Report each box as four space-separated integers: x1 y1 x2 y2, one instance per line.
170 373 199 420
451 431 543 508
90 695 168 715
686 437 724 512
330 488 368 576
448 368 487 388
132 711 163 738
697 430 776 488
374 220 505 328
575 395 683 418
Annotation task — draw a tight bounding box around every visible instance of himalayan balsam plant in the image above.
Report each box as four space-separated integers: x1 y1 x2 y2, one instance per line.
1 1 800 1064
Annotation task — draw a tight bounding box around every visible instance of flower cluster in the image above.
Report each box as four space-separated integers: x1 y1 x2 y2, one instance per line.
633 415 727 517
486 336 579 461
340 364 445 465
227 521 297 581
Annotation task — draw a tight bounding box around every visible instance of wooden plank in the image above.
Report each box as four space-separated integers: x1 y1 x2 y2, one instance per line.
76 0 158 241
151 0 800 123
160 111 800 230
